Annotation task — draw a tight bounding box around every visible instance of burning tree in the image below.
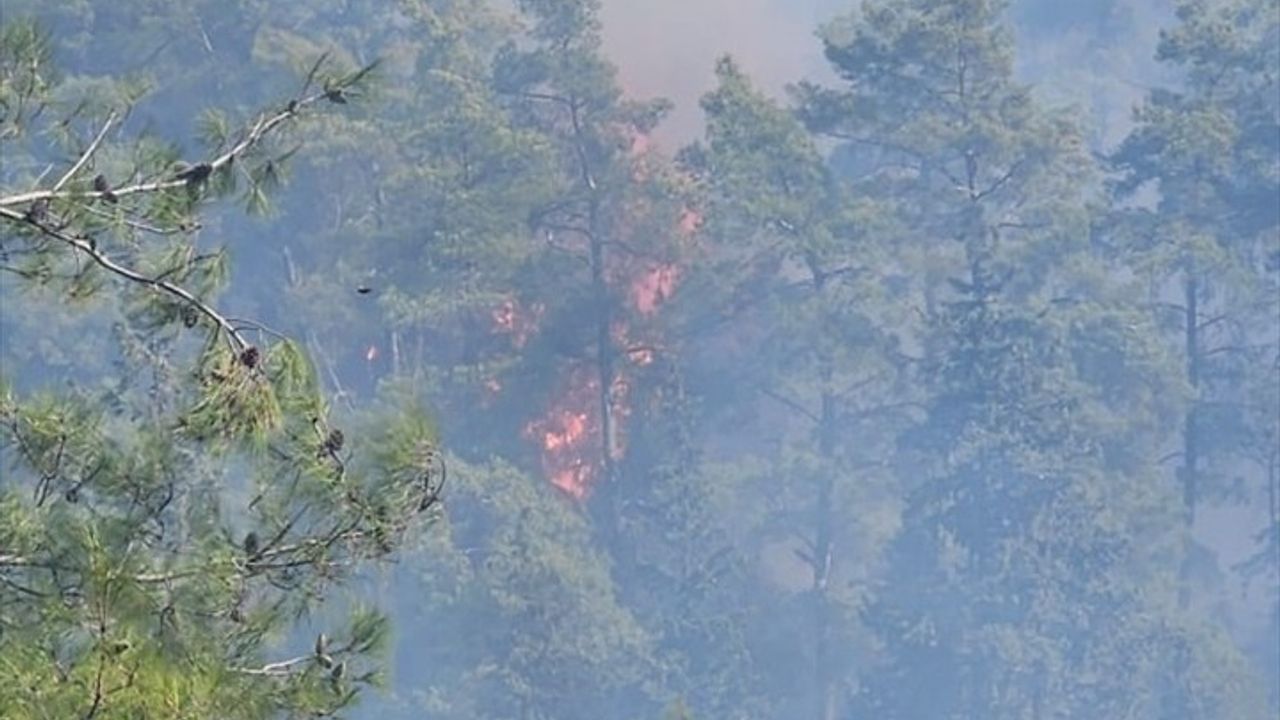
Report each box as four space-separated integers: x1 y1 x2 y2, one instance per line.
491 0 693 504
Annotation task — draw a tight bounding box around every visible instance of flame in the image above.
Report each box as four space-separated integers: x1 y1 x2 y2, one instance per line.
678 208 701 236
630 132 651 157
551 463 591 499
540 406 593 498
630 263 680 316
628 347 655 366
492 300 516 331
543 410 588 452
517 137 698 498
612 321 657 366
524 368 602 500
491 297 544 348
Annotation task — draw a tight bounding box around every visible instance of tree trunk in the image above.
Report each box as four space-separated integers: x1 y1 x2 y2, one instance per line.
588 196 617 487
813 350 837 720
1183 272 1200 523
1179 270 1200 608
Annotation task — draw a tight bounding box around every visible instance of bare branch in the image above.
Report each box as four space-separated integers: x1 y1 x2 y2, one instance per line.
226 317 292 343
52 112 117 193
972 158 1024 202
508 90 574 108
232 655 313 677
567 96 598 192
760 387 820 424
82 203 199 236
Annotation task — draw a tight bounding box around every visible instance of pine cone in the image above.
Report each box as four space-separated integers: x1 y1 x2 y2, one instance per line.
25 198 48 223
174 161 213 184
93 174 118 203
325 429 345 453
243 531 259 557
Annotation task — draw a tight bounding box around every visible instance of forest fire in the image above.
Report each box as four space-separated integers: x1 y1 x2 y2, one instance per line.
514 252 681 500
523 368 601 499
678 208 701 236
630 263 680 316
539 412 592 498
512 130 698 499
491 297 543 348
613 321 657 366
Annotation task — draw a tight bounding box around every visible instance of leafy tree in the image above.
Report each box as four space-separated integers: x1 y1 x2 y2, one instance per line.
271 0 559 438
0 18 439 718
4 2 1274 719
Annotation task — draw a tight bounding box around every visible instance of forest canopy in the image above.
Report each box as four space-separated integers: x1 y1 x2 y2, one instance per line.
1 1 1276 719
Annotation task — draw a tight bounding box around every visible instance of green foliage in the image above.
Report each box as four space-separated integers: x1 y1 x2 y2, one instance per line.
0 15 436 719
394 458 653 719
2 2 1275 719
1111 0 1278 608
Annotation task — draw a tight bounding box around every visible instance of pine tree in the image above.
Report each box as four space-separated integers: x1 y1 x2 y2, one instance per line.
683 57 909 719
1112 0 1279 608
491 0 688 508
0 19 438 717
792 0 1270 716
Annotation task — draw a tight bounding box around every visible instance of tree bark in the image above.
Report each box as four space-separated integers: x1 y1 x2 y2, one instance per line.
1179 269 1200 609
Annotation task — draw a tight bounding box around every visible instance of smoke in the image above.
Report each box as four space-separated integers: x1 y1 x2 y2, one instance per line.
599 0 843 145
598 0 1174 151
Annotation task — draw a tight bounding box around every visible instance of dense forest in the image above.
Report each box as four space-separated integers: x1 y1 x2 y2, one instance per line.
0 1 1276 718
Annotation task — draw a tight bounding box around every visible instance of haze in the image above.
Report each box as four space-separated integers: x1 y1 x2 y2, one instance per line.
0 1 1276 719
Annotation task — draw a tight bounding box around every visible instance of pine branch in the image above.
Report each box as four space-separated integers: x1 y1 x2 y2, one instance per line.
233 655 313 676
51 112 117 193
0 205 250 350
0 80 337 208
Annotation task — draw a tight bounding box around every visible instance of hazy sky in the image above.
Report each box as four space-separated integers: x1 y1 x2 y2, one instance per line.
599 0 1173 149
600 0 844 144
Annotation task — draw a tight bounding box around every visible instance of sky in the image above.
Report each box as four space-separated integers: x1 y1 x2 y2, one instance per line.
600 0 845 143
599 0 1175 149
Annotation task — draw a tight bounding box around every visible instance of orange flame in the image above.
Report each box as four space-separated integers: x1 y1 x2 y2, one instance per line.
613 321 657 366
630 132 651 157
492 297 543 349
630 263 680 316
492 300 516 331
518 145 697 497
540 408 592 498
524 368 602 500
678 208 702 237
